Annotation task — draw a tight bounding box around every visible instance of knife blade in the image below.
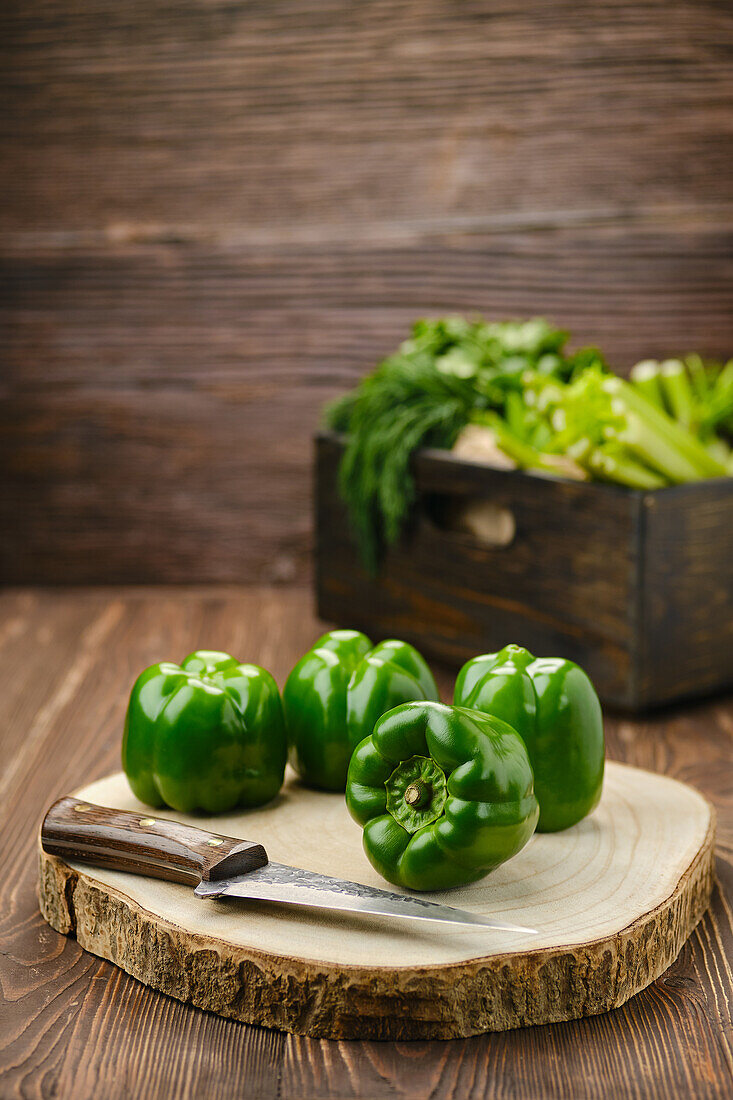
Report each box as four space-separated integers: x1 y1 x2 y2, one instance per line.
41 796 536 934
194 863 535 931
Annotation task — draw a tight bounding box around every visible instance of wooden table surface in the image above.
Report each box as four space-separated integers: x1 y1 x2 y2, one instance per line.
1 586 731 1099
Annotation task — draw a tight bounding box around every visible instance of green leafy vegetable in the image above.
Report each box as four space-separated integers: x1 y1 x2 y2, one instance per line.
325 318 732 570
325 318 603 570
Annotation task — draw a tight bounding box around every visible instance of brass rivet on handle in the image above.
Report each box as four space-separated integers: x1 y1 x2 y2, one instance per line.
139 818 156 827
207 838 224 847
73 804 92 812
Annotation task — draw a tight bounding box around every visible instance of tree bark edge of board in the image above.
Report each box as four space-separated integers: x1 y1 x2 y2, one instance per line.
36 817 715 1041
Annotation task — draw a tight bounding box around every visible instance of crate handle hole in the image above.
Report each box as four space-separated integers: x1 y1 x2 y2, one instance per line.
425 495 516 547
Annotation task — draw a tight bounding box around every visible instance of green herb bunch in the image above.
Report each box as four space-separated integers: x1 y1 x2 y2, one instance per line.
325 317 732 570
325 317 604 570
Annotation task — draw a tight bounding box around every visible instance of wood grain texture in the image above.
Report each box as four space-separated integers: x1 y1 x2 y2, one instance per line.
2 1 733 584
0 587 731 1096
37 764 715 1040
640 483 733 702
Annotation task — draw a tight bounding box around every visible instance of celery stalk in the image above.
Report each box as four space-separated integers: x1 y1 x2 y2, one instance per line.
602 377 728 479
478 415 548 469
585 447 667 489
474 412 566 475
566 437 595 464
684 353 710 401
617 413 703 482
706 437 731 465
659 360 695 428
715 359 733 394
630 361 666 410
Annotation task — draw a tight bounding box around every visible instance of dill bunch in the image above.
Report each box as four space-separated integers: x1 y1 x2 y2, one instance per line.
325 317 587 570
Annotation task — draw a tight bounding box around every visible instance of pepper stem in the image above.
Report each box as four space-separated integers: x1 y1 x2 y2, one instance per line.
384 756 447 834
404 782 430 808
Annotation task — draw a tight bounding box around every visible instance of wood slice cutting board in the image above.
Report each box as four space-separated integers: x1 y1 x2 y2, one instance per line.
38 762 714 1041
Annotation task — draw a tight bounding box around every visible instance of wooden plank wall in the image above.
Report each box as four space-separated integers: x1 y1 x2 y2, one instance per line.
2 1 732 584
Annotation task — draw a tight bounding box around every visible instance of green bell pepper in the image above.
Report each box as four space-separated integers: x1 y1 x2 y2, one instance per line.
346 701 539 890
122 650 287 814
283 630 439 791
454 644 604 832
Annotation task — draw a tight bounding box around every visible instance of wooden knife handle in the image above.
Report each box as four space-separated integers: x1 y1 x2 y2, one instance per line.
41 796 268 886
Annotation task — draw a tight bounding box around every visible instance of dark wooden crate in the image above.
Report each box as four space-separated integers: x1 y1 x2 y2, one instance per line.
314 432 733 711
